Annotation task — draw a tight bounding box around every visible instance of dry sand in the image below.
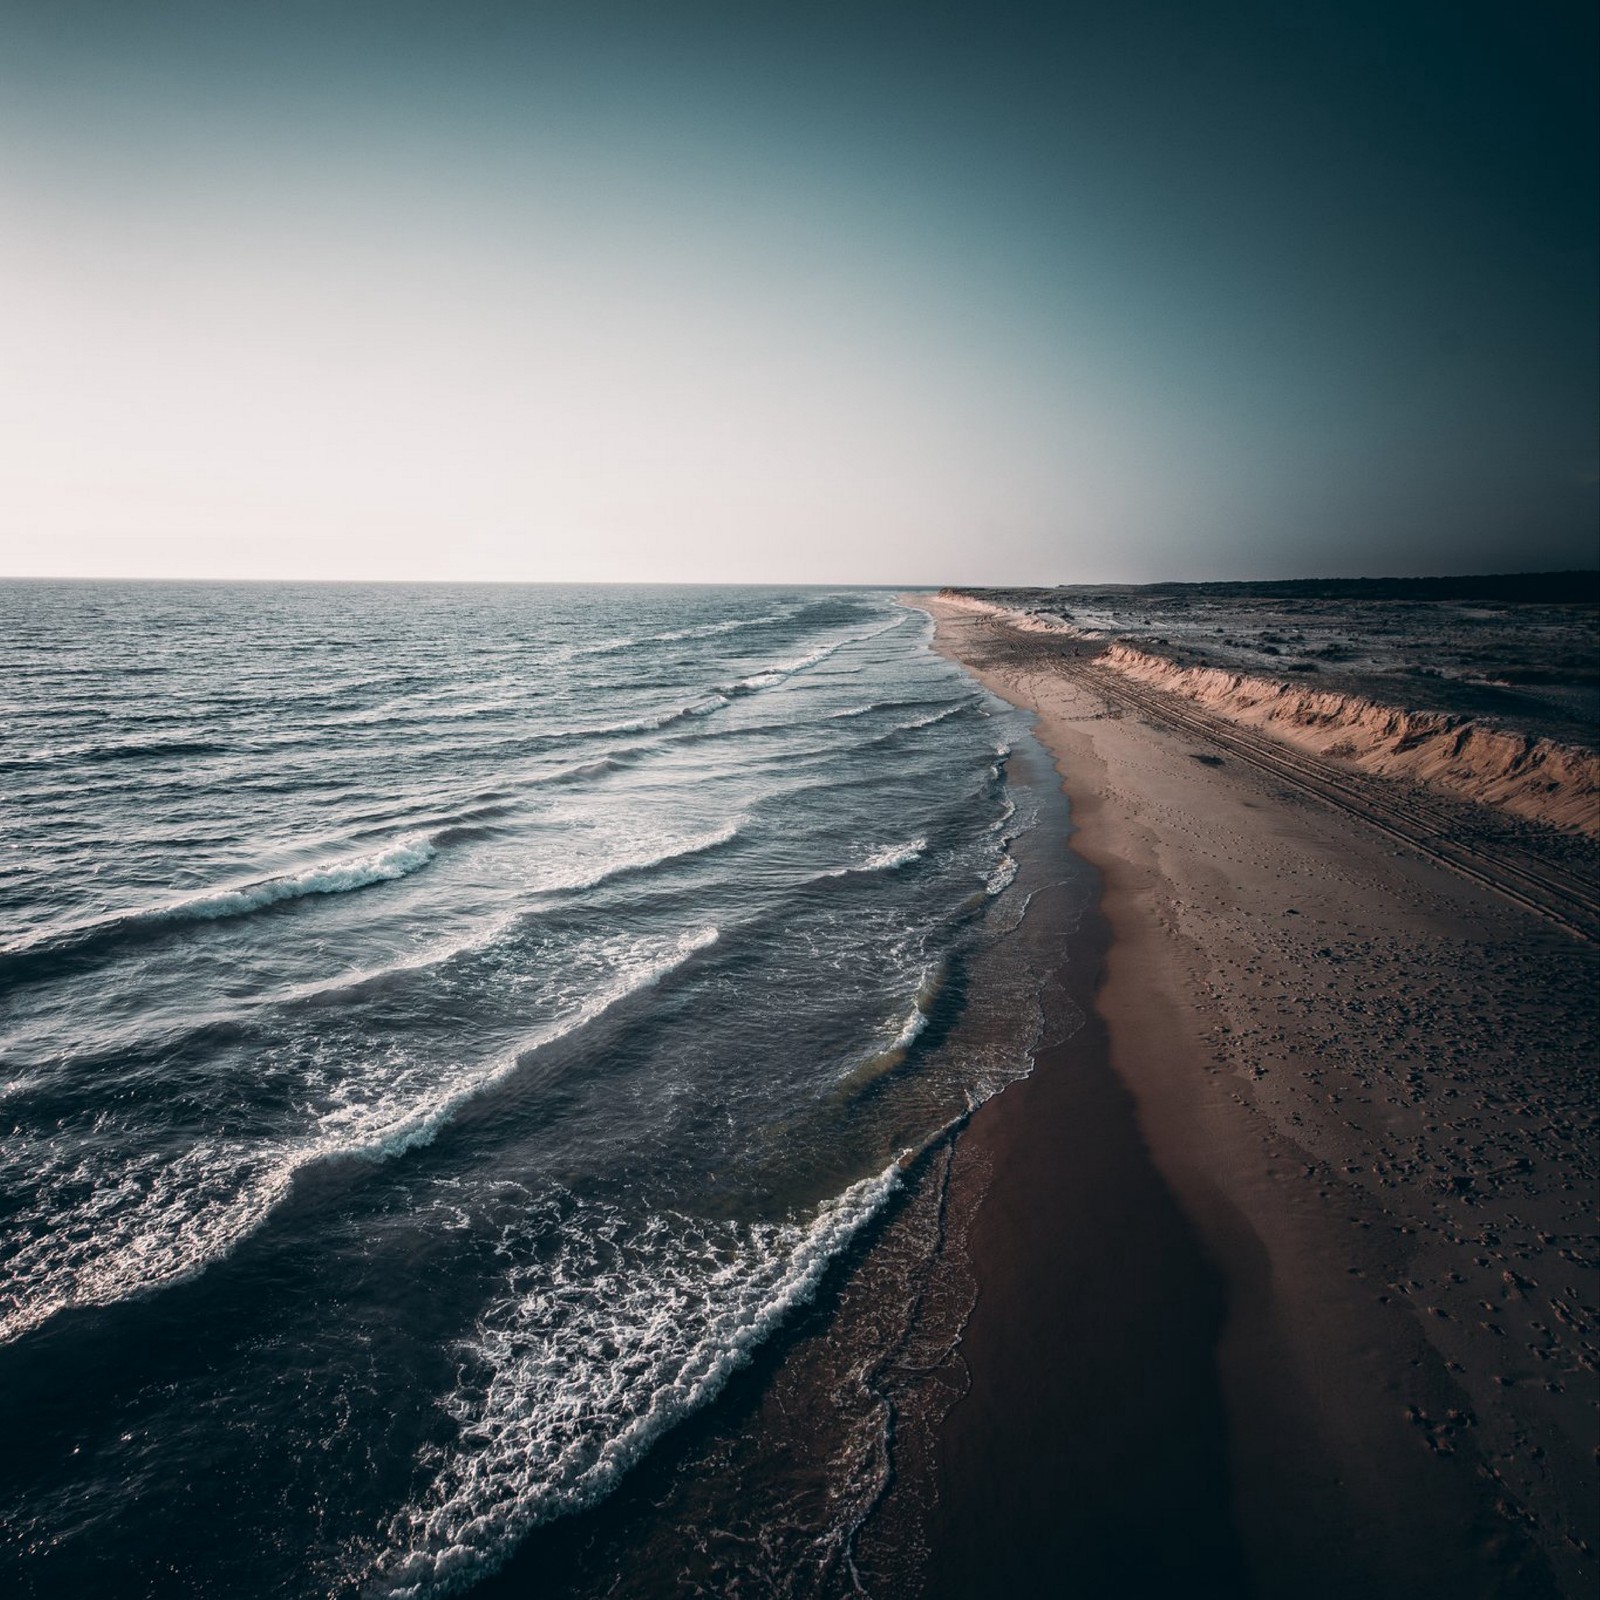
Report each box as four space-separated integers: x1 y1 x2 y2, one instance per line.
920 596 1598 1599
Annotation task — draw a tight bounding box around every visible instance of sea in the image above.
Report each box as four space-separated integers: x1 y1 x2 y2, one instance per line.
0 582 1082 1598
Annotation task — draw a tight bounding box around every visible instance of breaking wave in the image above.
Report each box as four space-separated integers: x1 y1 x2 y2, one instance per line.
0 836 442 978
0 928 721 1347
859 837 928 873
368 1163 902 1599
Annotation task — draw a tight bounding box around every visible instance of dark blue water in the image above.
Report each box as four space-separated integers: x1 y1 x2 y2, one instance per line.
0 583 1056 1597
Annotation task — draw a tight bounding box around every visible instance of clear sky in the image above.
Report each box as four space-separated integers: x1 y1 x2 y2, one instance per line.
1 0 1594 583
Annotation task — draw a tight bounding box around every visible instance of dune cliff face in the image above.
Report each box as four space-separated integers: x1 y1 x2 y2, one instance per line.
1100 644 1600 837
929 592 1600 838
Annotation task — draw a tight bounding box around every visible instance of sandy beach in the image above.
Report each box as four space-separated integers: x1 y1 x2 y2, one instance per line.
920 595 1598 1599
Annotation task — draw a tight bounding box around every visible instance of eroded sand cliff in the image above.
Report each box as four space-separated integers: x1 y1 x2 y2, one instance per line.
941 591 1600 837
1102 641 1599 835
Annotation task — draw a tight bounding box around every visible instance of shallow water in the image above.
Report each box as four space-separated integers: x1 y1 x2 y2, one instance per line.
0 582 1062 1596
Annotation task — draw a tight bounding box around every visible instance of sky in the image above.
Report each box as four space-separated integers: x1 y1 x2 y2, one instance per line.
0 0 1594 584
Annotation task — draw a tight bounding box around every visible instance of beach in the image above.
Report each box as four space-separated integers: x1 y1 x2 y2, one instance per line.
4 581 1593 1599
919 595 1598 1598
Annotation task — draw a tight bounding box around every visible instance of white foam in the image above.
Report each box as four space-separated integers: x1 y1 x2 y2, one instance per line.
0 834 441 961
0 927 721 1347
890 1003 930 1053
367 1163 902 1598
985 853 1019 895
859 836 928 873
178 836 438 920
533 822 743 896
718 617 907 697
893 702 967 733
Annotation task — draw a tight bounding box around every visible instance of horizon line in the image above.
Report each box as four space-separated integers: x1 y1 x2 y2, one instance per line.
3 569 1597 589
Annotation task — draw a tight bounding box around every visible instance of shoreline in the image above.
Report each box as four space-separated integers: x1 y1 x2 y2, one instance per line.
924 833 1252 1596
918 596 1598 1598
454 631 1092 1599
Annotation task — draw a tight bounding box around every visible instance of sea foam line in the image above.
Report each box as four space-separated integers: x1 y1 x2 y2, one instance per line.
367 1161 903 1600
534 822 744 897
0 928 721 1347
176 837 438 920
559 610 792 661
718 615 909 697
0 835 442 971
813 836 929 882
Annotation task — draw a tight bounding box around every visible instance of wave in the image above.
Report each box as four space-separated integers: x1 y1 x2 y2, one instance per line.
653 611 786 642
562 634 644 659
716 616 908 699
0 737 232 773
0 928 722 1347
720 642 841 696
562 611 790 660
79 737 233 764
891 999 931 1053
540 823 744 897
339 798 518 840
264 912 524 1008
854 700 977 752
807 835 929 885
0 835 441 980
316 926 722 1163
182 840 439 917
826 696 949 723
833 962 947 1098
895 701 970 733
859 836 928 872
580 695 730 737
450 696 726 757
366 1161 902 1599
541 752 639 784
410 825 500 849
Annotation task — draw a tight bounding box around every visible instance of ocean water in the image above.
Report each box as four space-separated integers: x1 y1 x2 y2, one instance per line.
0 582 1064 1597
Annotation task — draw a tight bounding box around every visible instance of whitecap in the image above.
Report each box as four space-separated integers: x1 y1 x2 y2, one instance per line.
0 833 443 968
535 823 743 897
178 836 438 920
858 836 928 873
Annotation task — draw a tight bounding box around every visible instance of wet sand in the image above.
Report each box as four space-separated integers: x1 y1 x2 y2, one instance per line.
926 901 1252 1598
921 597 1598 1599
